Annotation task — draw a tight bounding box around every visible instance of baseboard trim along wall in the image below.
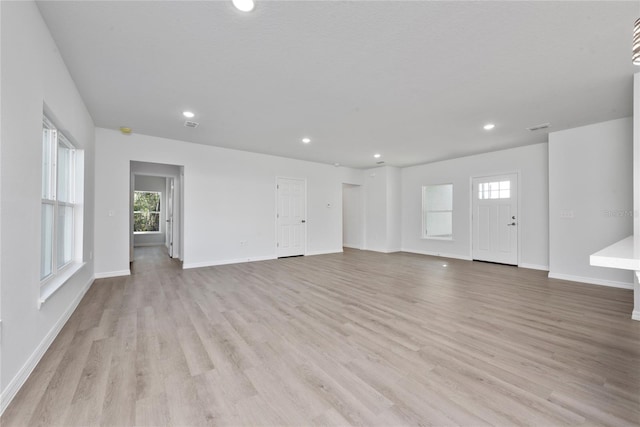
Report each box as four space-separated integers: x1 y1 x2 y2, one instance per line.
519 263 550 271
401 248 473 261
94 269 131 279
548 272 633 290
0 275 95 415
305 250 343 256
342 244 363 250
183 255 277 269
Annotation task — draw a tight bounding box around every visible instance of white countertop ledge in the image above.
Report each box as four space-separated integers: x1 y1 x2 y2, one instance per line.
590 236 640 271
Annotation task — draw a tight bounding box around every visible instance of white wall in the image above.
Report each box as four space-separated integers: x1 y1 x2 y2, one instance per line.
342 184 363 249
549 117 634 288
0 1 95 412
401 143 549 268
133 175 166 247
95 128 362 274
386 166 402 252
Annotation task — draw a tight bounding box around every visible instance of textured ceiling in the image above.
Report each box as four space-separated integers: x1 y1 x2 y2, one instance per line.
36 1 637 168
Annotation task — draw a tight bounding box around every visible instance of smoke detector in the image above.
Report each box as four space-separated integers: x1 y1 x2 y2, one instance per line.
526 122 550 132
184 121 199 128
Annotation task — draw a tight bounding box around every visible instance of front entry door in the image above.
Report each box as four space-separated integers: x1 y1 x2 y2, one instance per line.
277 177 306 257
472 173 518 265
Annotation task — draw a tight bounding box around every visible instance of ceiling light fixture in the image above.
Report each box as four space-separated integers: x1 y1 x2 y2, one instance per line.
183 111 195 118
232 0 255 12
374 153 381 158
302 138 311 144
634 18 640 65
483 123 495 130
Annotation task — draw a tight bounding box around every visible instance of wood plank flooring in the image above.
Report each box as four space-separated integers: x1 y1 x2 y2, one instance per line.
2 247 639 426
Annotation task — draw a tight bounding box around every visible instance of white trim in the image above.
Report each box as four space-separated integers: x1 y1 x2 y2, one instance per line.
183 255 276 269
547 272 633 289
0 275 94 415
632 310 640 321
305 249 343 256
342 244 363 250
94 269 131 279
519 263 549 271
401 248 473 261
39 262 86 308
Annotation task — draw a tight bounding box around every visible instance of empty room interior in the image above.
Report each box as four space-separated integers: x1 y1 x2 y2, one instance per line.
2 1 640 426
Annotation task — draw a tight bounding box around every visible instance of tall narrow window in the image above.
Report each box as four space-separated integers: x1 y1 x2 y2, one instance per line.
41 116 77 281
422 184 453 240
133 191 161 233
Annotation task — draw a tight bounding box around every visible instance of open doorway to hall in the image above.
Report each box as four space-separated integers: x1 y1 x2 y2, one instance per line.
129 161 184 269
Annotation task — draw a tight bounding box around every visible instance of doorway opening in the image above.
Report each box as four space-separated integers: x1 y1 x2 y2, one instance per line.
342 183 364 249
130 161 184 268
471 173 519 266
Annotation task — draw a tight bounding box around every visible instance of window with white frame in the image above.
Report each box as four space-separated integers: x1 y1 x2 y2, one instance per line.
422 183 453 240
133 191 161 233
41 116 77 281
478 181 510 199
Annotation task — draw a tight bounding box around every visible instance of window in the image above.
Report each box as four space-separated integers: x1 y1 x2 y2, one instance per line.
134 191 161 233
422 184 453 240
41 116 77 281
478 181 510 199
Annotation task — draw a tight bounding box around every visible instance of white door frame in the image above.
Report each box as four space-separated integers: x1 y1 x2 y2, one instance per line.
275 176 307 257
130 166 183 260
469 171 521 266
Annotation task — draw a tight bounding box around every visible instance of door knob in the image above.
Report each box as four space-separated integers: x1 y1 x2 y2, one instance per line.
507 222 516 226
301 220 306 223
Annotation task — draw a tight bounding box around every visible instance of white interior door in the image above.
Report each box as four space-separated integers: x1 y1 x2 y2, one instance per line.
277 177 306 257
166 178 174 257
472 173 518 265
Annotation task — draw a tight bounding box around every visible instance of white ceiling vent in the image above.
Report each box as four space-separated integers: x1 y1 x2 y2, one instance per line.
184 120 199 128
526 122 550 131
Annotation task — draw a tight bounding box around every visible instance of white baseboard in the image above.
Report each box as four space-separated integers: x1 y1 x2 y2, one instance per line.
133 242 164 247
183 255 276 269
94 269 131 279
632 310 640 321
0 275 94 415
306 249 343 256
401 248 473 261
547 272 633 289
342 244 363 250
519 263 549 271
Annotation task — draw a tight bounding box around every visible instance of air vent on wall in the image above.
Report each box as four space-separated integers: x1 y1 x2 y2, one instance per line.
184 121 199 128
526 122 550 131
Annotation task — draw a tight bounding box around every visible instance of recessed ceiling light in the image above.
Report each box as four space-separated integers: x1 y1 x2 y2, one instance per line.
483 123 495 130
232 0 255 12
183 111 195 118
302 138 311 144
374 153 381 158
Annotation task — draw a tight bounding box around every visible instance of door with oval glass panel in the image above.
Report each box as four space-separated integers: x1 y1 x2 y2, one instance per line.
472 174 518 265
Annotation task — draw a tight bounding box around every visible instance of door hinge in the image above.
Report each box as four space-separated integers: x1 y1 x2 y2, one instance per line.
277 184 279 189
277 213 279 218
277 242 279 247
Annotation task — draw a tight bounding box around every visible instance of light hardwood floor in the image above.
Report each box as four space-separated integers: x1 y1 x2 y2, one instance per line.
2 247 639 426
